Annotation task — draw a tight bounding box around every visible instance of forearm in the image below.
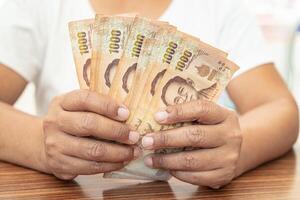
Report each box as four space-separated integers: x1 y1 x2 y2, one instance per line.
236 97 299 176
0 101 48 173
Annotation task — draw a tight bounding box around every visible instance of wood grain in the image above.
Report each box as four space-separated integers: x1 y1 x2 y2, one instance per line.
0 143 299 200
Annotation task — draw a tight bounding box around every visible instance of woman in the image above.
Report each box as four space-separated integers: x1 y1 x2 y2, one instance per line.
0 0 298 189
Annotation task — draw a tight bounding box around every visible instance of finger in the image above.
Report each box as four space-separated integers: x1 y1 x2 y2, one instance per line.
58 133 141 162
171 169 232 189
61 90 129 121
54 154 125 175
144 149 223 171
57 111 140 144
154 100 229 125
53 173 77 181
141 124 225 150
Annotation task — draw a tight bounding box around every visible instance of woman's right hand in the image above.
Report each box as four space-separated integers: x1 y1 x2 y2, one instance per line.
42 89 140 180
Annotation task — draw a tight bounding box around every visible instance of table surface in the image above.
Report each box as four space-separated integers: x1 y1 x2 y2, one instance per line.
0 143 299 200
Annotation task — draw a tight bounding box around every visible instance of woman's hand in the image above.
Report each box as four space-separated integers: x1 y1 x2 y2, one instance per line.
141 100 242 189
42 90 140 180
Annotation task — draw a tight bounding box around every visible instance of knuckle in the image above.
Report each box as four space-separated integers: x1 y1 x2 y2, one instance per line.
46 158 63 175
44 136 57 151
121 147 134 161
59 161 69 172
184 126 206 147
225 152 240 166
227 165 238 177
184 173 199 184
51 94 65 106
52 95 63 105
87 142 107 160
80 113 96 134
47 158 58 170
43 116 56 131
90 162 105 172
210 171 234 188
77 90 92 107
228 166 237 180
226 128 242 145
169 104 185 121
112 124 130 141
223 113 242 143
182 154 198 170
197 100 212 115
55 111 68 130
101 96 117 115
175 104 184 118
227 110 240 125
153 156 166 168
232 130 243 144
157 132 170 147
91 162 103 171
44 143 65 165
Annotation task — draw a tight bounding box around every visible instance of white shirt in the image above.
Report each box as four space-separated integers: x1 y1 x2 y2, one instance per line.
0 0 272 115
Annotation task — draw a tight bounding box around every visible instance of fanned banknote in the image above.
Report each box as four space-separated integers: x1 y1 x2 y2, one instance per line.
130 32 227 133
69 19 93 89
127 30 185 131
122 40 238 180
108 17 170 103
90 15 134 94
69 15 239 181
125 27 176 113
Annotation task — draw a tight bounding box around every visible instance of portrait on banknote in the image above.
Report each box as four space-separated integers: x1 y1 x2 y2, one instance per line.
104 58 119 88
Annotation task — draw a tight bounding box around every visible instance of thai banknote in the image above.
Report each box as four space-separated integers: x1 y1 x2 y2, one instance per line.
125 26 176 112
69 15 239 181
130 32 228 133
90 15 134 93
107 28 233 181
127 31 186 131
69 19 94 89
142 55 239 133
106 28 178 179
107 34 176 180
122 40 238 180
123 38 157 108
141 39 231 133
108 17 168 103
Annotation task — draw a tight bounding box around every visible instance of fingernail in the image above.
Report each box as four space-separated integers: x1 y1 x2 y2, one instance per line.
118 106 130 121
144 156 153 167
129 131 140 144
142 136 154 149
133 147 142 159
154 111 168 122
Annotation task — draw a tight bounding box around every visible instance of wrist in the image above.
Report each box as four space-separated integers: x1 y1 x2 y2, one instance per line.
38 142 51 174
235 142 250 178
235 157 246 178
36 117 52 174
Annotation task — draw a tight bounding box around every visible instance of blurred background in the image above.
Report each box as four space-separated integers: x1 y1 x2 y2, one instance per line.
15 0 300 115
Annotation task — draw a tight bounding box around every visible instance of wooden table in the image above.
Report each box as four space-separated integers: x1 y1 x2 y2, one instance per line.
0 143 299 200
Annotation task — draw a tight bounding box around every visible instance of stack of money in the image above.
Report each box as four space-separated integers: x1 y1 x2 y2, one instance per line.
69 14 239 181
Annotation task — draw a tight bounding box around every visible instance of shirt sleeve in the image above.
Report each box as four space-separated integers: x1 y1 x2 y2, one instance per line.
216 0 274 77
0 0 45 82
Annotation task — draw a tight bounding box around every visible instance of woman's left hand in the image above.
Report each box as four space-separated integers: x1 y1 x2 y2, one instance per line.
141 100 243 189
